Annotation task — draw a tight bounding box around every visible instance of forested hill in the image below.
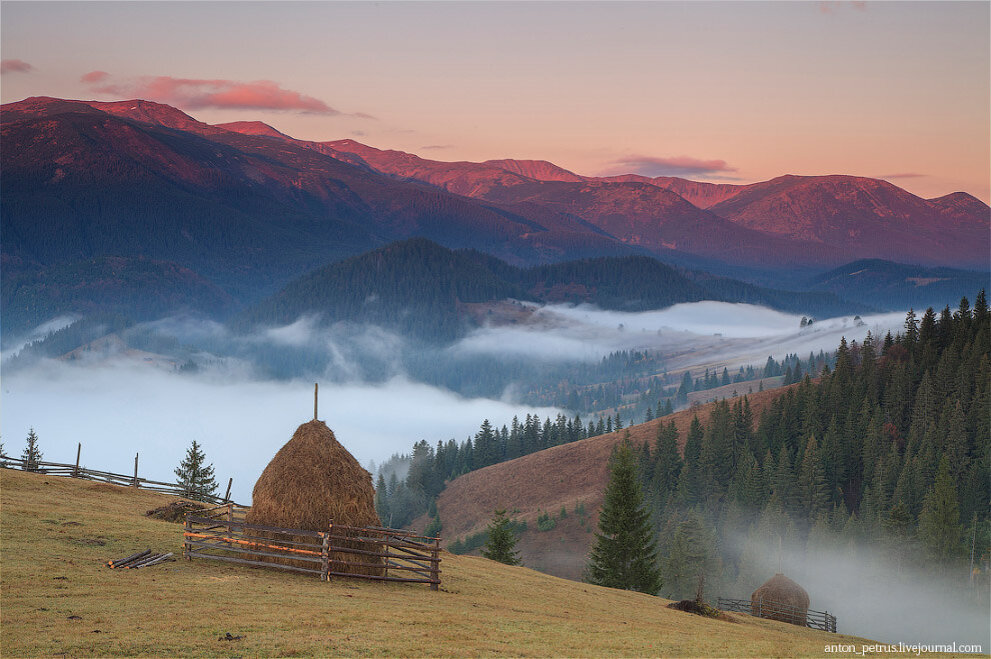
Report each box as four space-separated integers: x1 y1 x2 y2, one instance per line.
806 259 991 311
237 238 866 342
390 292 989 602
234 239 528 341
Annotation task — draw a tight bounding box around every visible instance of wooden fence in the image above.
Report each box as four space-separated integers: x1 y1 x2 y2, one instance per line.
717 597 837 633
183 504 441 589
0 451 236 505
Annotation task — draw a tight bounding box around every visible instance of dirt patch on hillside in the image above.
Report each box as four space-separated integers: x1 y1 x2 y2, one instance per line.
146 500 208 523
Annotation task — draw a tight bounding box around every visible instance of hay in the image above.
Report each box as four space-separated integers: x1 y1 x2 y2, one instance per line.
750 573 810 626
245 420 382 575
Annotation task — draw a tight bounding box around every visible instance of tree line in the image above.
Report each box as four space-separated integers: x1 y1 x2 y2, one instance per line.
628 292 989 599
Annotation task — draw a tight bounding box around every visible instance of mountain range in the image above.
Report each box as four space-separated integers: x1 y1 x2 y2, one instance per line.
1 96 988 335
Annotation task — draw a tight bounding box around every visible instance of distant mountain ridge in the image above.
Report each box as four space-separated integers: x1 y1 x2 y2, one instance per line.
2 96 988 335
323 140 989 269
237 238 870 343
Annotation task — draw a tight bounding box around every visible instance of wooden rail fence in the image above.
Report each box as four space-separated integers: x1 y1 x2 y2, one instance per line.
183 504 441 589
717 597 837 633
0 451 237 506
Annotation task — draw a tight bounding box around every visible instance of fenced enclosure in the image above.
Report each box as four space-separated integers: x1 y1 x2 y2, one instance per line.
183 504 442 589
717 597 837 633
0 450 235 505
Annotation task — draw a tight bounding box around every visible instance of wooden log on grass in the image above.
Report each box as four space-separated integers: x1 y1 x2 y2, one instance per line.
108 549 151 568
126 553 165 569
130 552 173 568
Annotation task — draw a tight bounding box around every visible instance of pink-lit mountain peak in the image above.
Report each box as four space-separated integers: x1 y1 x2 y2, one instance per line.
482 159 584 183
214 120 292 140
84 98 228 136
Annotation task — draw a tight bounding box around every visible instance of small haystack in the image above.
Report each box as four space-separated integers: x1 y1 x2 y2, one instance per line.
245 419 382 575
751 573 810 626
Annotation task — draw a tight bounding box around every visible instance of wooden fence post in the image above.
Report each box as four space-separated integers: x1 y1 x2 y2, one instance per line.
183 515 191 560
321 532 330 582
73 443 81 478
132 453 139 487
224 478 232 503
430 536 440 591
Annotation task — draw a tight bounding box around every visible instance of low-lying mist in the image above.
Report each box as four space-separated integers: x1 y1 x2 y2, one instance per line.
1 301 909 516
451 301 906 370
729 532 990 649
0 358 560 503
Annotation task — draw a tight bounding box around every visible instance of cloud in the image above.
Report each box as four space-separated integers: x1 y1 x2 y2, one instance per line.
601 154 737 178
1 59 33 74
421 144 454 151
875 172 927 180
80 70 110 84
85 74 373 116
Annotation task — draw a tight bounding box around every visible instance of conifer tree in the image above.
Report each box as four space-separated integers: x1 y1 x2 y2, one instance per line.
586 444 662 594
798 435 830 523
374 472 390 523
481 509 522 566
651 420 682 499
918 457 962 562
174 440 218 501
22 428 43 471
663 511 718 600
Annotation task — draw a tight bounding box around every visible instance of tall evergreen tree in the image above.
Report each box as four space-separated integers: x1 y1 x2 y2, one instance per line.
586 444 662 594
917 457 962 562
174 440 218 501
663 511 719 601
374 472 390 524
21 428 44 471
21 428 43 471
651 420 682 499
481 509 522 566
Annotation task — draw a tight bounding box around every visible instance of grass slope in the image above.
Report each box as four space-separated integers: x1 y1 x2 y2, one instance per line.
0 468 880 657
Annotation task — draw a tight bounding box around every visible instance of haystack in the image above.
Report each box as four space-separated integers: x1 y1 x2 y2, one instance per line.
750 573 810 626
245 420 382 575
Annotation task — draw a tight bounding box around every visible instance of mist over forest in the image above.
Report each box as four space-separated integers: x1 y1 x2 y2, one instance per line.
1 301 900 503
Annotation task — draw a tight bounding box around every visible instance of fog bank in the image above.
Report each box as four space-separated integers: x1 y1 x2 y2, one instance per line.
0 358 560 503
452 302 907 370
732 533 990 649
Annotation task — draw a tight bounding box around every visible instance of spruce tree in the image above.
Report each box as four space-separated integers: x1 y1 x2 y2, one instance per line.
174 440 218 501
481 509 521 566
22 428 43 471
586 444 662 594
663 511 717 601
918 457 962 562
374 472 390 523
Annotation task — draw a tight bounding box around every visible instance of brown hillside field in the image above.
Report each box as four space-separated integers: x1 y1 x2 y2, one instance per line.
1 468 896 657
432 385 799 579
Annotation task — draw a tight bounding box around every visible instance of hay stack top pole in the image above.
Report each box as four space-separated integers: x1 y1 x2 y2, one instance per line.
314 382 318 421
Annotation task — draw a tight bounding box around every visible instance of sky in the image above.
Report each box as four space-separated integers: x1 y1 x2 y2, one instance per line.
1 1 988 202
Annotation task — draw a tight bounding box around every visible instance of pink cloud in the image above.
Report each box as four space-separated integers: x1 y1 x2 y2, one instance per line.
80 70 110 84
603 154 737 178
85 74 372 117
1 59 33 74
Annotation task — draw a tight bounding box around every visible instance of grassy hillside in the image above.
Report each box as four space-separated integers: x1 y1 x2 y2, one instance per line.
1 467 881 657
432 385 798 580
